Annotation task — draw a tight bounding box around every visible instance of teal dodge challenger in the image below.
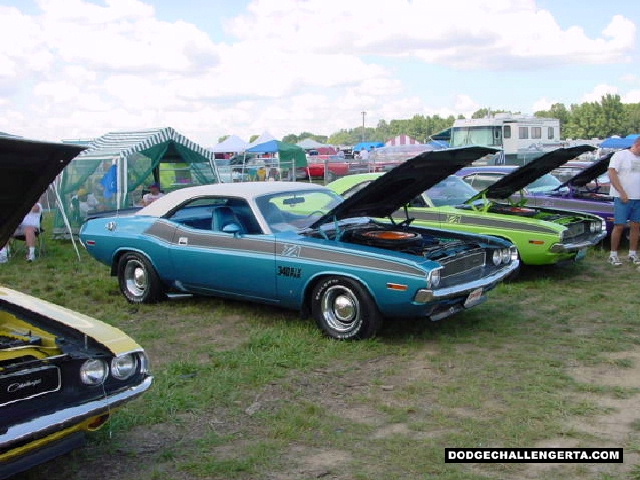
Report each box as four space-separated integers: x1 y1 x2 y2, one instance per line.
80 147 518 340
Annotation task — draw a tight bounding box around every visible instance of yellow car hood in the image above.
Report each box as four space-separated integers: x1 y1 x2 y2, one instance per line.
0 286 141 355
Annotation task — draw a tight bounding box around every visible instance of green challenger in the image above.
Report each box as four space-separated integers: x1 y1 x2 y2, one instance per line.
328 146 606 266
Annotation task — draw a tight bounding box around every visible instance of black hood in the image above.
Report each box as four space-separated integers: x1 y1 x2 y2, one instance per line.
558 151 614 188
468 145 596 201
311 146 497 228
0 137 85 245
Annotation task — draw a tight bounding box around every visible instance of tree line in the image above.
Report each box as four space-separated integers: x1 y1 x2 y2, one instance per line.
220 94 640 146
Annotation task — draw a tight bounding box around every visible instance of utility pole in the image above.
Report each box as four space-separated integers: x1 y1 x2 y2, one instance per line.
361 111 366 142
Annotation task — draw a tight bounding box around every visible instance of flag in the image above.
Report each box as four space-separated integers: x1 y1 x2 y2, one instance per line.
101 164 118 198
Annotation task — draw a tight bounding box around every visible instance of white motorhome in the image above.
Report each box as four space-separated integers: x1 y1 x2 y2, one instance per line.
449 115 564 165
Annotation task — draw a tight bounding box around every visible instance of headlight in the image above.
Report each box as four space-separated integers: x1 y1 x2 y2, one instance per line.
501 248 511 264
492 250 502 266
510 246 519 262
80 359 108 385
111 353 138 380
430 268 441 288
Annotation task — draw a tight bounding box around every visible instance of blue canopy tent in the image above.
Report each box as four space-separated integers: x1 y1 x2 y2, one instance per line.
600 134 640 149
354 141 385 152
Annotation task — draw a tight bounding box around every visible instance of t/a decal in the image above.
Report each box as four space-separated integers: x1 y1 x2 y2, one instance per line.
446 214 462 224
277 266 302 278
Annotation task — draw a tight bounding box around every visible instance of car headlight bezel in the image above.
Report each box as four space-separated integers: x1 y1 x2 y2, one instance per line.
492 249 502 266
111 353 139 380
430 268 441 288
80 359 108 385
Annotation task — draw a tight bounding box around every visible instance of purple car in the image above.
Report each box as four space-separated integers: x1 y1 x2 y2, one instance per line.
457 148 617 234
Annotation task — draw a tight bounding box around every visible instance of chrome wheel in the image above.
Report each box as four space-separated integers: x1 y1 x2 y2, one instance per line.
320 285 362 333
124 259 148 299
117 252 165 304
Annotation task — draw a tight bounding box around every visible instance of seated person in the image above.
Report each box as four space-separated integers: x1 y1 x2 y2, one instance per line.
1 203 42 262
71 188 99 222
142 183 164 206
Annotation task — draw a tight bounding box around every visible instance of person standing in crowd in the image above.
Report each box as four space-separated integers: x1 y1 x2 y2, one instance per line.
607 137 640 266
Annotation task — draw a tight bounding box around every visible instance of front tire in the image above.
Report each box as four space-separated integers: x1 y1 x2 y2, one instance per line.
311 276 383 340
117 252 165 304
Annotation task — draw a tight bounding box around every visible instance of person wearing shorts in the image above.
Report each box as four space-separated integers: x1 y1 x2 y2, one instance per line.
607 137 640 266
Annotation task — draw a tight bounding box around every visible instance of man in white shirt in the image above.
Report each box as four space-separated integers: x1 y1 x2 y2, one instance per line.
607 137 640 266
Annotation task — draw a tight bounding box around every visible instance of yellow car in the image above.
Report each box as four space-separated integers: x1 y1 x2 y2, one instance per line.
0 137 152 478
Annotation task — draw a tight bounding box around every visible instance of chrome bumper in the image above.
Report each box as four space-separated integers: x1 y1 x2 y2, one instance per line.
415 260 519 303
549 231 607 253
1 376 153 449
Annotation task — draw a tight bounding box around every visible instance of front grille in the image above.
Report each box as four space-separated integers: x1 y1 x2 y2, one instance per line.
564 221 586 240
0 366 61 407
439 248 486 279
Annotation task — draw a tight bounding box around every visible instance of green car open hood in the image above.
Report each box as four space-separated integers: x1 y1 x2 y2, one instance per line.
311 146 497 228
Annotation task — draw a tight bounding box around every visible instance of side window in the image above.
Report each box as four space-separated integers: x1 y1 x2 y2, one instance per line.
503 126 511 139
167 197 260 233
548 127 555 139
532 127 541 139
519 127 528 139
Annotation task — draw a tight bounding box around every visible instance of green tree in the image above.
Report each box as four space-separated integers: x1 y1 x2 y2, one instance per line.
624 103 640 134
217 135 230 143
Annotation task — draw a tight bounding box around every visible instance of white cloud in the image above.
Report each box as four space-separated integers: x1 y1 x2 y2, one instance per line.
623 90 640 103
1 0 638 144
581 84 619 103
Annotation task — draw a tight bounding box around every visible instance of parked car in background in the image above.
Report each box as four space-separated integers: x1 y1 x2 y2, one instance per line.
306 155 370 181
0 137 152 479
329 146 606 266
80 146 518 340
458 151 616 234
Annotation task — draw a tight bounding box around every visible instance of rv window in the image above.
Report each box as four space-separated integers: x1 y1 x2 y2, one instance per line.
519 127 528 139
548 127 554 139
503 126 511 139
532 127 541 139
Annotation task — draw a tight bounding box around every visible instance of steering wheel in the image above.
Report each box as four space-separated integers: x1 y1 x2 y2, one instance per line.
307 210 325 217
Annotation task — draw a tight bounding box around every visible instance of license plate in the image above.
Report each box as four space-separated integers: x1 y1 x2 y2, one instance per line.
575 248 587 261
464 288 483 308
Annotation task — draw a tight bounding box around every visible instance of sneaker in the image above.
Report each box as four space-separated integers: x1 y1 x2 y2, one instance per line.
609 255 623 266
628 254 640 265
26 252 35 262
0 255 7 264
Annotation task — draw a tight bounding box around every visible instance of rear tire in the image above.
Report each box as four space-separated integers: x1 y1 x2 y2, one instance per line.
311 276 383 340
117 252 165 304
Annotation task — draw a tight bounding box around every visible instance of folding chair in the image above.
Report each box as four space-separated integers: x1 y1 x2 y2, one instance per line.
10 218 46 260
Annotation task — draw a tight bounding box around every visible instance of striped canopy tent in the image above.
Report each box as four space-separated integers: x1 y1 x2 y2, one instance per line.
54 127 219 236
385 134 421 146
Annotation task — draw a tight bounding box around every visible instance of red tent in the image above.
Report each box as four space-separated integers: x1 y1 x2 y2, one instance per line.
386 134 420 146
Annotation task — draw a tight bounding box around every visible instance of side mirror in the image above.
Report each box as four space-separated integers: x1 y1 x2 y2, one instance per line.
222 223 242 236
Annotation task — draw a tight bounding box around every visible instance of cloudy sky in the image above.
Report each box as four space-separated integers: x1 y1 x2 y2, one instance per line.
1 0 638 147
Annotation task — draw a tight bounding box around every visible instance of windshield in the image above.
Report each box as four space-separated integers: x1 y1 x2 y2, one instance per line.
256 189 343 232
526 173 563 193
425 175 479 206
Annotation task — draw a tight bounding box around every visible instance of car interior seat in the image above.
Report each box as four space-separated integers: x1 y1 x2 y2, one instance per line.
211 206 245 233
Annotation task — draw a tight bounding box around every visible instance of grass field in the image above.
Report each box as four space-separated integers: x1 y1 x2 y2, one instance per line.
3 221 640 480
